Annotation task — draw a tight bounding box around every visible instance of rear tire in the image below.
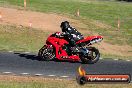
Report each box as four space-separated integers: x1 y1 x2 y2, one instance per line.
38 45 55 61
80 47 100 64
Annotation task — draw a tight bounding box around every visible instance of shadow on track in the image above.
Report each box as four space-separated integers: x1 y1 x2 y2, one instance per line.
14 52 82 64
14 52 40 61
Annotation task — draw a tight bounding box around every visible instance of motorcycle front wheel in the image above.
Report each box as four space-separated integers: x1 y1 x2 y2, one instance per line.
80 47 100 64
38 45 55 61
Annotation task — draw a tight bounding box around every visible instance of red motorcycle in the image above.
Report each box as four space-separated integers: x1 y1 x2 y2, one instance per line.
38 32 103 64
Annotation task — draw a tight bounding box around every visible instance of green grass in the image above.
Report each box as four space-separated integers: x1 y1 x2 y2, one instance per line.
0 78 132 88
1 0 132 29
102 53 132 60
79 18 132 45
0 24 49 52
0 0 132 46
0 81 68 88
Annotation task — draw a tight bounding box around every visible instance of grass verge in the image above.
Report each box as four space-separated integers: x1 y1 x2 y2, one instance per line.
0 75 132 88
0 24 49 52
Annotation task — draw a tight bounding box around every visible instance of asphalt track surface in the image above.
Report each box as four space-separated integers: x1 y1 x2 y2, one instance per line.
0 52 132 79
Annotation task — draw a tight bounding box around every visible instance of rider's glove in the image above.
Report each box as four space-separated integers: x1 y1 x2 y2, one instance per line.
55 32 61 37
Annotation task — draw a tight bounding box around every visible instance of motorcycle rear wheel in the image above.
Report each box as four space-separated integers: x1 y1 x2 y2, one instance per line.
80 47 100 64
38 45 55 61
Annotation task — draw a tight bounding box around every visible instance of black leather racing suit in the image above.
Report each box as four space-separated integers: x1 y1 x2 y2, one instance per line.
61 27 84 47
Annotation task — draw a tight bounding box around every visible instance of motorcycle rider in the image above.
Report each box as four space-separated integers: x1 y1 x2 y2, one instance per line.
57 21 84 53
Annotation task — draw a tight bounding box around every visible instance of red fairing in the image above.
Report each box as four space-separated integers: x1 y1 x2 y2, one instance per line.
76 36 103 44
45 32 102 61
46 36 80 61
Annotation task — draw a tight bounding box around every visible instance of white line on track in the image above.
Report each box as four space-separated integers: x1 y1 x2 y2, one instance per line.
100 57 103 60
20 73 30 75
24 52 30 54
3 72 12 74
8 51 13 52
126 60 131 62
48 75 56 77
114 59 118 61
60 76 69 78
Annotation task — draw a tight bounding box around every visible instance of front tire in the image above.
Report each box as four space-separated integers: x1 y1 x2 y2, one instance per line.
80 47 100 64
38 45 55 61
